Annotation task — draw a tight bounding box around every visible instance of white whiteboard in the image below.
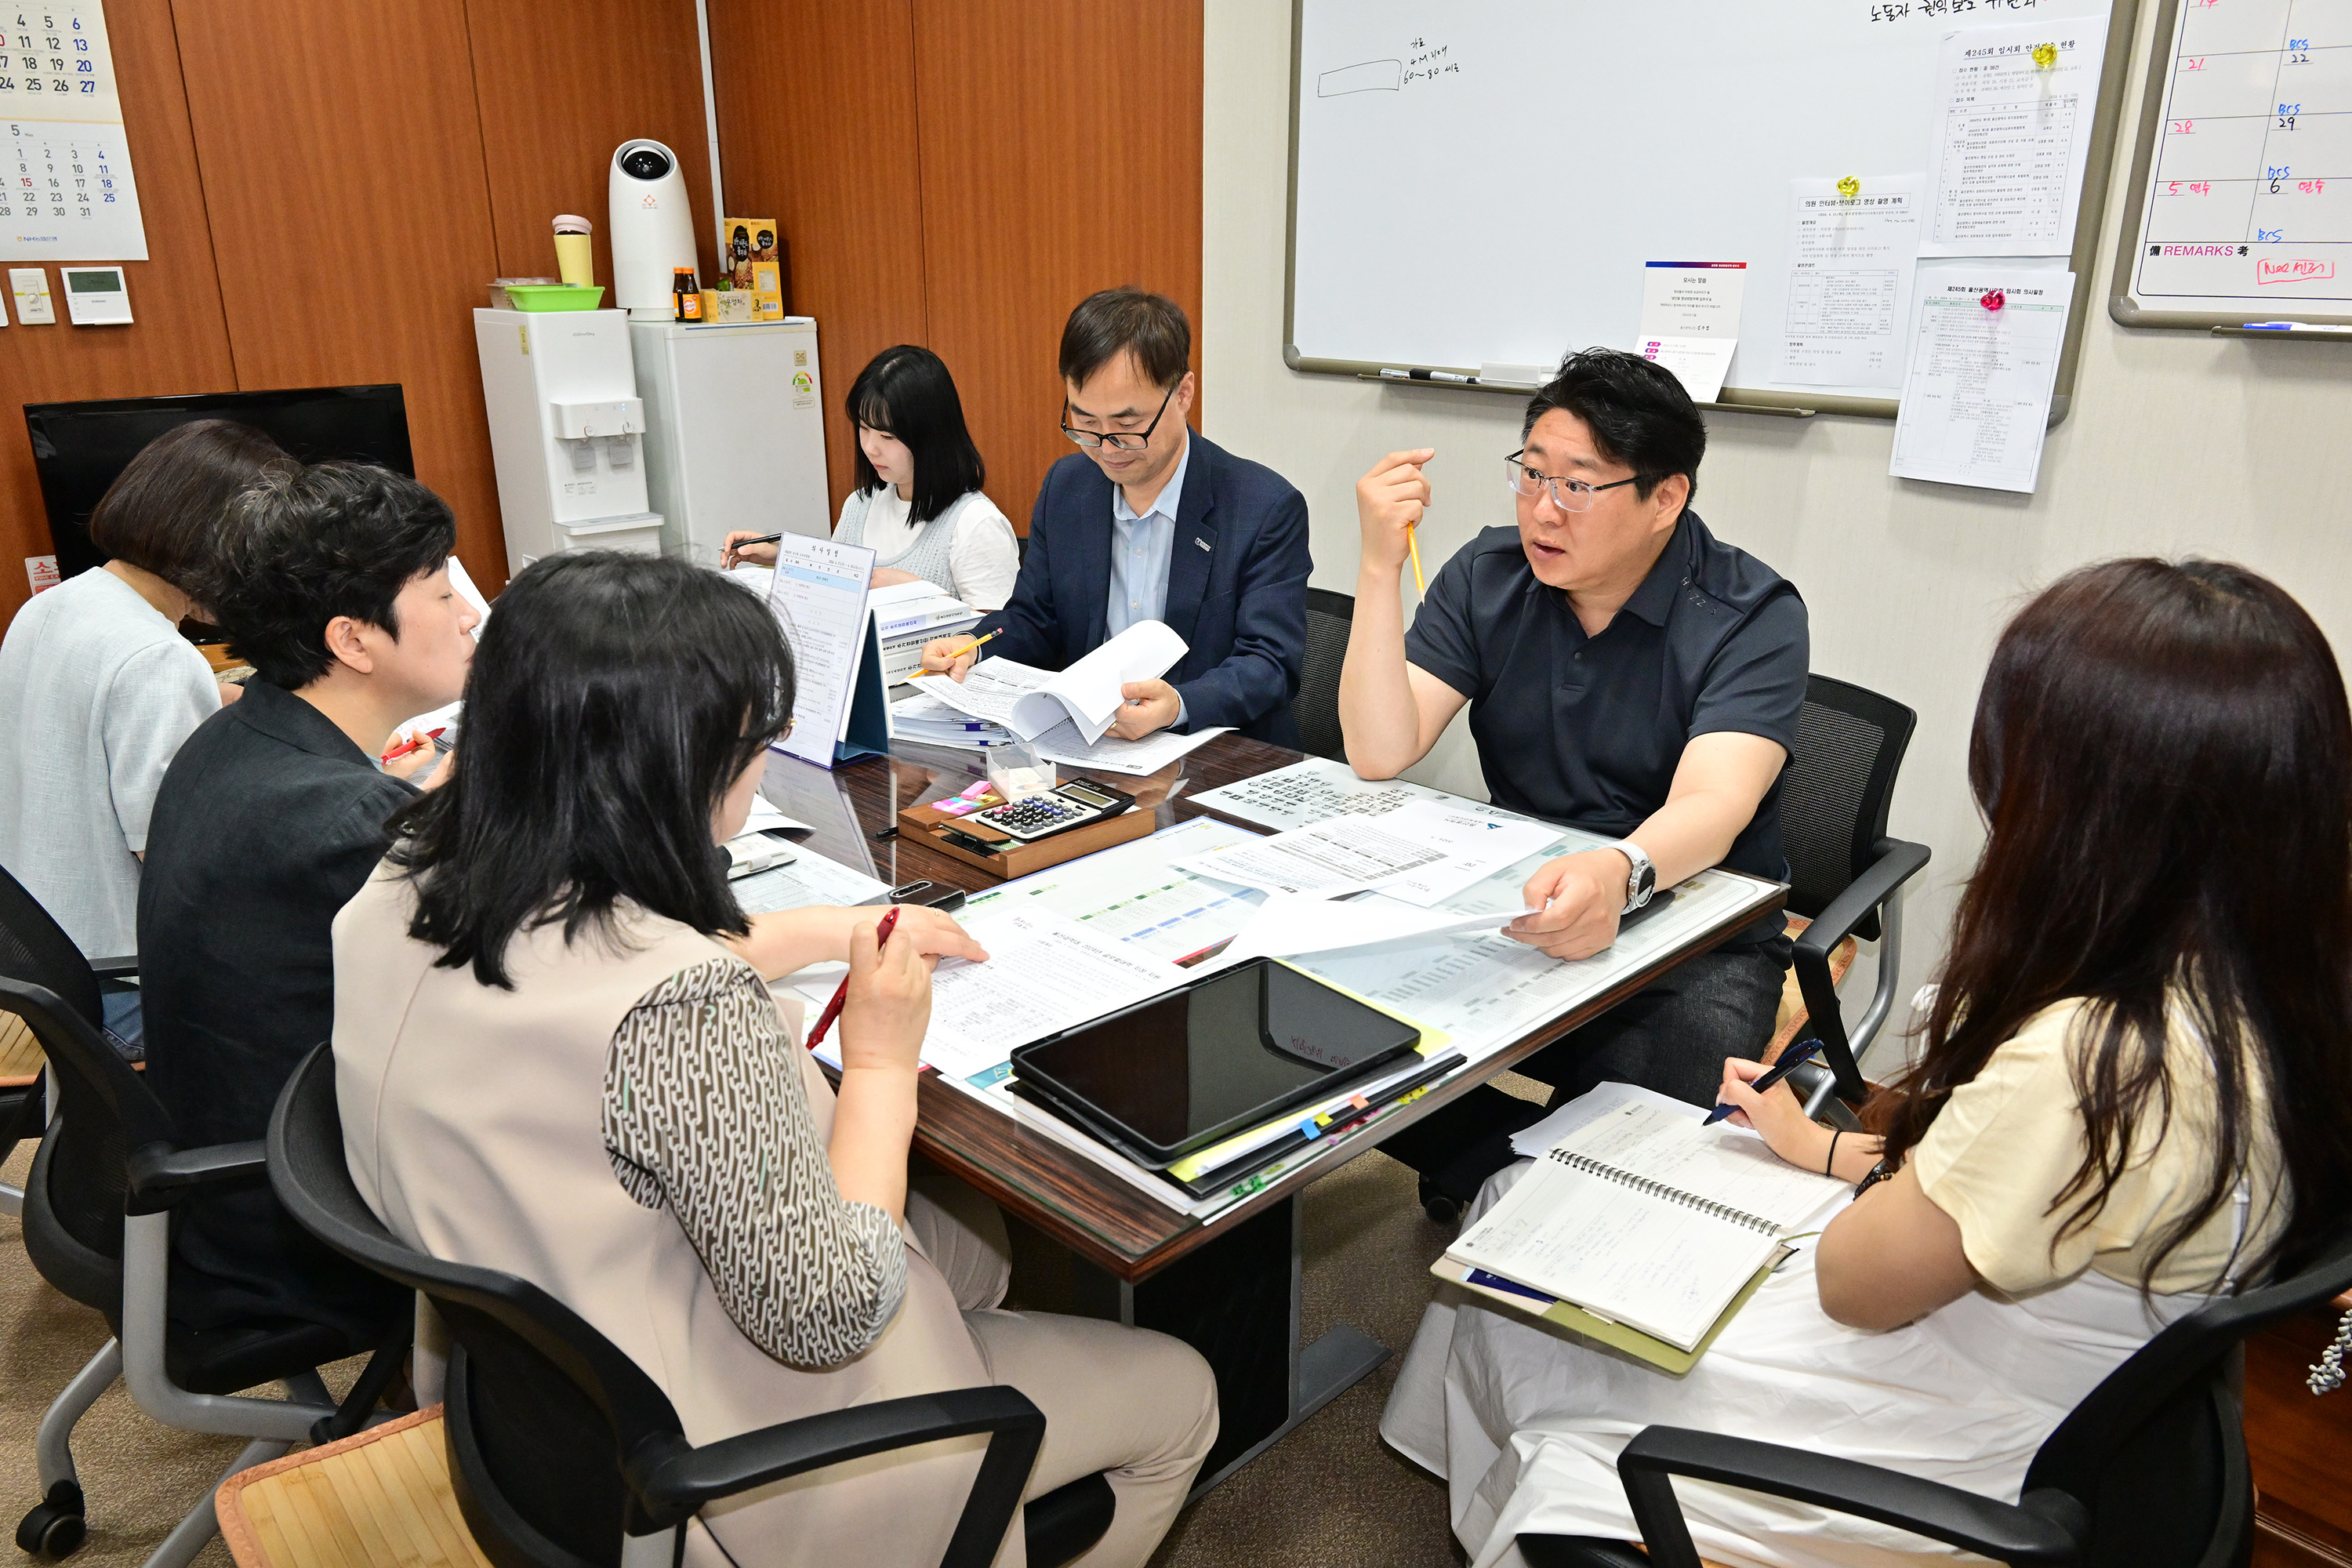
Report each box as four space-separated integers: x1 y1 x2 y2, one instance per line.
1286 0 2136 416
2114 0 2352 327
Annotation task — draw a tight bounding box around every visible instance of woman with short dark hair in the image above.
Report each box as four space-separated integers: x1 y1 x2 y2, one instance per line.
336 551 1217 1567
1382 557 2352 1568
0 418 289 1053
724 344 1018 609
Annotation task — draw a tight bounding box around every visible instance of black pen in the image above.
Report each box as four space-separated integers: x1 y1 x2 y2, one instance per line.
1703 1037 1825 1126
728 531 785 554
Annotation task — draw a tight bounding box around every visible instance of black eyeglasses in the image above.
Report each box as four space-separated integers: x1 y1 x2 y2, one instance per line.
1062 382 1177 452
1504 450 1639 512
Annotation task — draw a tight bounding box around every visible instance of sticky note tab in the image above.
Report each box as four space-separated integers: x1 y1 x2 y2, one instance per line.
1836 175 1860 200
1298 1117 1322 1140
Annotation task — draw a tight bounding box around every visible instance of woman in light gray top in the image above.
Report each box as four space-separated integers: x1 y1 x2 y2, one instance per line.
336 551 1215 1568
0 419 289 1054
723 345 1019 610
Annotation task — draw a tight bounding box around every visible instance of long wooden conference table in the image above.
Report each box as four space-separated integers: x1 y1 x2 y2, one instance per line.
757 732 1782 1491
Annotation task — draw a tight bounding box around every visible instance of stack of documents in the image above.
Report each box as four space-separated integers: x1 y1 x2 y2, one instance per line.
891 689 1012 751
871 580 981 687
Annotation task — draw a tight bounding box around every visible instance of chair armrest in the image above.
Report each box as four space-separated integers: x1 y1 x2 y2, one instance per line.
87 956 140 979
629 1386 1044 1539
1617 1426 2085 1568
1791 837 1929 1102
125 1138 268 1214
1794 839 1929 962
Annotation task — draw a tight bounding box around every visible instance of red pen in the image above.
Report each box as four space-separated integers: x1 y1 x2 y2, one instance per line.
806 904 901 1050
380 727 445 763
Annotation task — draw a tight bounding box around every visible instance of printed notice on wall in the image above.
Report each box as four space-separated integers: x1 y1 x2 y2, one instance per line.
1889 268 2072 495
2 0 150 260
1778 175 1923 389
1919 17 2107 259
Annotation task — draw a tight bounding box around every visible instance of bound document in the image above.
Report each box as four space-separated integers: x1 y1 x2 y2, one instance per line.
1446 1094 1848 1353
910 620 1188 743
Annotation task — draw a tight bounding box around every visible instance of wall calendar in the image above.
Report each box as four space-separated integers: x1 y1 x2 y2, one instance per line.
2 1 147 261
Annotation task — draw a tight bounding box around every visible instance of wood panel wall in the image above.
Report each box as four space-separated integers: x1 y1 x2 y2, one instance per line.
709 0 1205 533
5 0 1204 634
1 0 718 629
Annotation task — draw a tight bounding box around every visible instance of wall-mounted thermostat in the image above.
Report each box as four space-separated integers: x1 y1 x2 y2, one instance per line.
60 266 132 325
9 268 55 325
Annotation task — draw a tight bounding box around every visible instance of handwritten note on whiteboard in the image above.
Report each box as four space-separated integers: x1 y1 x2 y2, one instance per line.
2127 0 2352 318
1 0 150 261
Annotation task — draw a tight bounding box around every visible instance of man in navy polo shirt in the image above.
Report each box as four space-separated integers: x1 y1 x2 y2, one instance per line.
1341 348 1808 1133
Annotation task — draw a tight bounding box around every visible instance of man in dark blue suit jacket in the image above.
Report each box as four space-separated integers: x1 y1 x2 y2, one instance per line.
920 289 1312 746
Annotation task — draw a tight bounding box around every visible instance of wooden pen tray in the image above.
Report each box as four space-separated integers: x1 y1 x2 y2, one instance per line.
897 787 1154 880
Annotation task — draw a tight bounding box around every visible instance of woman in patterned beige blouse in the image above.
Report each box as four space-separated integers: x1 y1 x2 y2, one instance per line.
332 550 1216 1568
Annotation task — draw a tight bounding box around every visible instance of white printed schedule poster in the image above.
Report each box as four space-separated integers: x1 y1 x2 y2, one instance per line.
2 0 149 261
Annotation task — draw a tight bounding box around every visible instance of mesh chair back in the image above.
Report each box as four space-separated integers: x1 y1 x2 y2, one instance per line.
0 860 103 1027
1779 676 1916 936
2022 1221 2352 1568
3 976 172 1313
1294 587 1355 764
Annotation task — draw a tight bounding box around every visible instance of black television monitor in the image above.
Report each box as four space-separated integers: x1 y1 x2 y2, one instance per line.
23 385 414 581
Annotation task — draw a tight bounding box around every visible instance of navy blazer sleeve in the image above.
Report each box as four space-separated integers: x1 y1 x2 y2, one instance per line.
1170 485 1312 734
967 473 1068 668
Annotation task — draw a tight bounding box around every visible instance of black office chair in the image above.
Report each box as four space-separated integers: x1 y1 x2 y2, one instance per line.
267 1043 1119 1568
1770 674 1929 1123
1521 1219 2352 1568
0 861 140 1215
2 938 405 1565
1394 673 1930 1220
1294 586 1355 763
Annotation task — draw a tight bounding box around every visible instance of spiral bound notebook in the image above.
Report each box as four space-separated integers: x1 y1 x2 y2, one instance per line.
1446 1098 1849 1352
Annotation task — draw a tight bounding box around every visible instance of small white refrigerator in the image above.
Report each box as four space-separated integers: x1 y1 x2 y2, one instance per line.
630 318 833 567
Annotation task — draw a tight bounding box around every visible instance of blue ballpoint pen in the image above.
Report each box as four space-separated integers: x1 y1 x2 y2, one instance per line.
1702 1037 1825 1126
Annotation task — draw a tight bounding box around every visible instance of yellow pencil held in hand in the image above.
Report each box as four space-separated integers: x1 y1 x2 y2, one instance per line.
1407 522 1426 593
942 629 1000 662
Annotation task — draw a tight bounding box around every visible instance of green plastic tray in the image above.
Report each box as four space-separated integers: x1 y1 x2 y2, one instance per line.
502 283 604 311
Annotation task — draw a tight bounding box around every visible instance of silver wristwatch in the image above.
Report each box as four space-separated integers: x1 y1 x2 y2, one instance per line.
1610 840 1657 913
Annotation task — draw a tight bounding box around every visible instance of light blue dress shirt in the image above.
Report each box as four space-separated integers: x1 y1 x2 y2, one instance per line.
1106 434 1189 634
1106 434 1192 724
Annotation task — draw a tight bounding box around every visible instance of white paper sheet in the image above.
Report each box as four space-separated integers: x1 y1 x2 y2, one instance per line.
1636 336 1736 403
1920 18 2109 258
1177 813 1456 898
1192 755 1517 833
739 794 812 836
1777 175 1924 389
908 622 1189 744
811 907 1174 1082
908 659 1050 724
730 848 891 916
1369 801 1563 907
1638 261 1747 337
766 534 879 764
1024 620 1189 742
1889 268 2073 494
1221 895 1540 964
1030 721 1234 778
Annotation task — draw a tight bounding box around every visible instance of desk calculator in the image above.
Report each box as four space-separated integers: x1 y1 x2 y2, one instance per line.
968 779 1134 842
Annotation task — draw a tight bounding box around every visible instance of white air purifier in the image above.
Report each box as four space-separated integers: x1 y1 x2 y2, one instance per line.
608 139 696 320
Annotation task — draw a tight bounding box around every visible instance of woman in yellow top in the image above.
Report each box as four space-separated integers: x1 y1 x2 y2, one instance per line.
1381 557 2352 1568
